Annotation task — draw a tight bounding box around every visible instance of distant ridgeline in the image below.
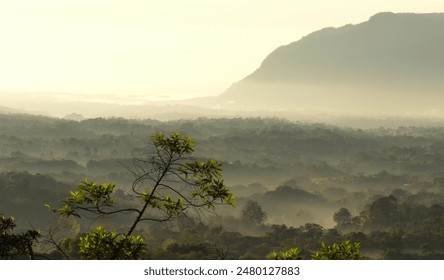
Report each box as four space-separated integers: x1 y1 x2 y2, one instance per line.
217 12 444 114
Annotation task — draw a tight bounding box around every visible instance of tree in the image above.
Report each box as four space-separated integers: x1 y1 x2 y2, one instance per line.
241 200 267 227
299 223 325 241
368 195 399 229
333 208 353 230
48 132 235 259
268 247 302 260
311 240 361 260
268 240 361 260
79 226 146 260
0 213 40 260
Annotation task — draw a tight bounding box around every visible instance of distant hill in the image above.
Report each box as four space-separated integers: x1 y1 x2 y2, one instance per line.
217 12 444 115
0 105 22 114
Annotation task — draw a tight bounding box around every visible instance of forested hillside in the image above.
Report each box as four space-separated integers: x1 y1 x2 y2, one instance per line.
2 113 444 259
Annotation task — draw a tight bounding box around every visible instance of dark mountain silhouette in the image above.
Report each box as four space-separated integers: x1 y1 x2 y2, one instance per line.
216 12 444 114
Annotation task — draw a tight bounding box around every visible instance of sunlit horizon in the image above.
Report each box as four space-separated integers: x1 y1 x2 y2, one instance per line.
1 1 444 101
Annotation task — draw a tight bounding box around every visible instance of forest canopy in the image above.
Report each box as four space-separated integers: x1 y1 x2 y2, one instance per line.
1 114 444 259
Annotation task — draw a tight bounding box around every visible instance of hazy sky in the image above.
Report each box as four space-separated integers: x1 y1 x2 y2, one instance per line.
1 1 443 101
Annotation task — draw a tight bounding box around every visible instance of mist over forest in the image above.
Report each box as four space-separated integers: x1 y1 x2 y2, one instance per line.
2 12 444 260
2 114 444 259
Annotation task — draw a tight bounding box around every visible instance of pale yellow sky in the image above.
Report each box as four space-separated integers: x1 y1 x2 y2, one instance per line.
1 1 443 100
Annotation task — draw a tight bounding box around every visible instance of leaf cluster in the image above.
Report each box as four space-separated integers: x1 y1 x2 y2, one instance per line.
79 226 146 260
268 247 302 260
182 159 235 208
311 240 361 260
152 132 195 155
46 180 116 218
268 240 360 260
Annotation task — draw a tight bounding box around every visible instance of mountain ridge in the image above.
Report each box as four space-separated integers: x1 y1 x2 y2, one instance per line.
244 12 444 85
217 12 444 114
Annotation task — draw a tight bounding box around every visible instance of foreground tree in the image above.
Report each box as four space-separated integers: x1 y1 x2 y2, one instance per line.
311 240 361 260
78 226 146 260
268 240 361 260
0 213 40 259
268 248 302 260
48 132 235 259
